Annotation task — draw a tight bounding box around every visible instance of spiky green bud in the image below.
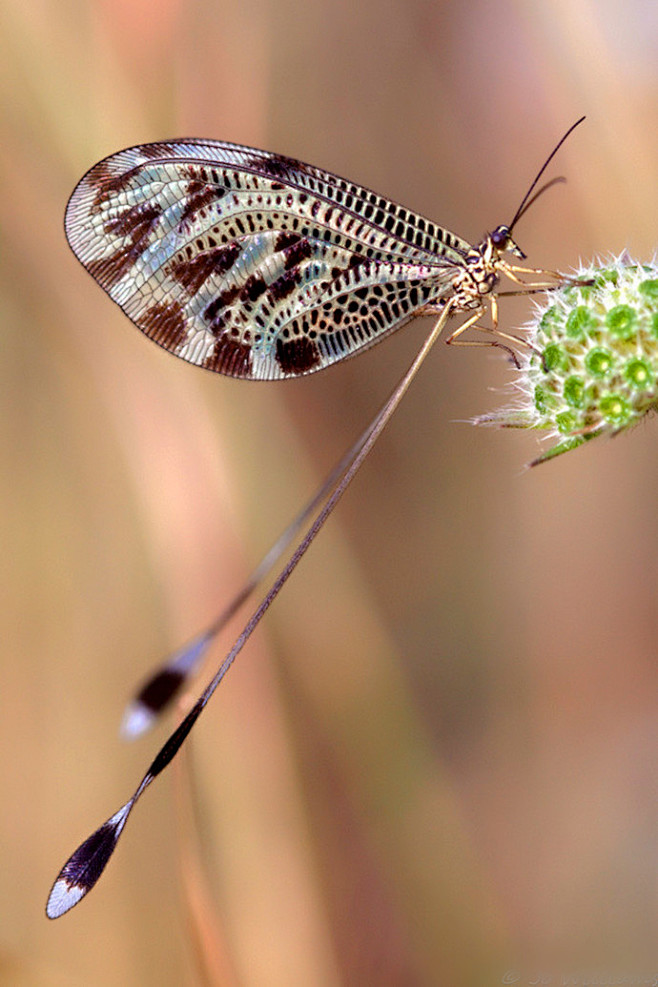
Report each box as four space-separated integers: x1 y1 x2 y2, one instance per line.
476 256 658 465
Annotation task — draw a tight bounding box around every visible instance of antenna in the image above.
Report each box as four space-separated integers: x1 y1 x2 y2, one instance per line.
508 116 586 233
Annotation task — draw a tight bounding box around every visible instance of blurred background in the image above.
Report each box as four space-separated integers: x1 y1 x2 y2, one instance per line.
2 1 657 984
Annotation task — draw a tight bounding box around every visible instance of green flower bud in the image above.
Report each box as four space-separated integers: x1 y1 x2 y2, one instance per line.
474 256 658 465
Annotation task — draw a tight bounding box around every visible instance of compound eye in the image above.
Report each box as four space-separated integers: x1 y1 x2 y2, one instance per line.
491 225 510 247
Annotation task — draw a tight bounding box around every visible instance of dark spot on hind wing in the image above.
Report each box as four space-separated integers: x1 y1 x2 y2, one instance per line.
136 669 186 715
242 152 314 185
178 183 226 228
241 275 268 303
58 819 120 893
138 301 188 350
147 699 204 780
282 237 313 270
269 269 301 303
171 241 240 295
137 142 177 161
89 168 137 213
275 231 302 252
105 202 162 241
203 336 252 376
87 202 163 288
243 153 292 180
88 248 136 288
275 336 320 375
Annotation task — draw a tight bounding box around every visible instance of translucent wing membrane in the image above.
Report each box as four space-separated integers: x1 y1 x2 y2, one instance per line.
65 140 471 379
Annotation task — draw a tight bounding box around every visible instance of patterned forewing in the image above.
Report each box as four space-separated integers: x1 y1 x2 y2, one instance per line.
66 141 472 379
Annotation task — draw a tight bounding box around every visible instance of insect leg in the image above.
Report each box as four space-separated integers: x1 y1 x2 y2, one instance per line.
445 304 533 365
499 263 592 293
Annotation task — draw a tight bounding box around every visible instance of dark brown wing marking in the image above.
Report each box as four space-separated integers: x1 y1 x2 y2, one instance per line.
66 140 470 379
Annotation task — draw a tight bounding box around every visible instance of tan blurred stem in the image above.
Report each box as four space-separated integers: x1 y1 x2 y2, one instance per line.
173 712 240 987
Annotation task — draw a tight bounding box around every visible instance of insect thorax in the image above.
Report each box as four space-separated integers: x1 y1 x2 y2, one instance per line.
448 239 503 313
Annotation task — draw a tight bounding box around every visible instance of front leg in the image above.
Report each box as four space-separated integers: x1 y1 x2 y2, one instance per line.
500 262 593 292
499 263 564 289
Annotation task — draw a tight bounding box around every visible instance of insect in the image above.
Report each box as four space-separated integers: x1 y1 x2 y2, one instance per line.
47 119 584 919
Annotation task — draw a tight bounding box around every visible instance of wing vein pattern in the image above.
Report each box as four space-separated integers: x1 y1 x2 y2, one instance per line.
65 139 472 379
